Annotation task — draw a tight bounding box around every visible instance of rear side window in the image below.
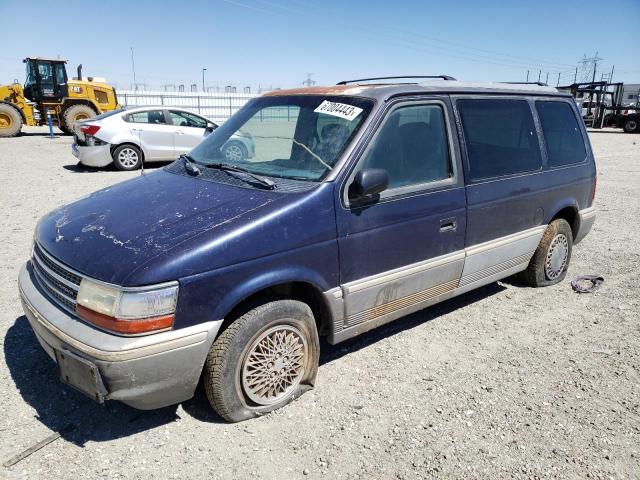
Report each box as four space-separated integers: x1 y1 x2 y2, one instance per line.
536 101 587 167
169 110 208 128
126 110 167 124
458 99 542 180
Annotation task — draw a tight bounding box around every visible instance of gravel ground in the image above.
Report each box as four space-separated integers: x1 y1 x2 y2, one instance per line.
0 127 639 479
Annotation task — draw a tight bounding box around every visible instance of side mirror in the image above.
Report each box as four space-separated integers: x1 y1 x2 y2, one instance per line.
348 168 389 202
205 122 217 133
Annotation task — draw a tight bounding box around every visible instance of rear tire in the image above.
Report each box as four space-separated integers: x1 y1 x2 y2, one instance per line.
623 118 639 133
112 144 143 170
204 300 320 422
521 219 573 287
62 104 96 134
0 103 23 137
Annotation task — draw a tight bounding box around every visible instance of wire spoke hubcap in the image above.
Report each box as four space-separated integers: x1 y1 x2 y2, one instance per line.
118 148 139 167
242 325 307 406
545 233 569 280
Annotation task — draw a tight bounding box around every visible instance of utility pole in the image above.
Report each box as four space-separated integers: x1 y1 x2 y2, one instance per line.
557 72 560 86
545 72 549 85
526 70 529 82
574 67 578 83
537 69 542 82
202 68 207 92
609 65 615 84
303 73 315 87
130 47 137 91
591 53 599 83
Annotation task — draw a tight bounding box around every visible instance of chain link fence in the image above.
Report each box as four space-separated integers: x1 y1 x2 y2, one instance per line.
116 90 259 123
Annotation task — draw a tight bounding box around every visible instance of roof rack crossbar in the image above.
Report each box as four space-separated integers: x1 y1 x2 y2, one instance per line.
336 75 456 85
501 81 549 87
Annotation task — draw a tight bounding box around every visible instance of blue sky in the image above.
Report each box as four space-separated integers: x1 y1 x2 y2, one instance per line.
1 0 638 91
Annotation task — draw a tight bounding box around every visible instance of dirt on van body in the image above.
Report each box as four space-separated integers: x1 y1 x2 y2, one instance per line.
0 128 638 479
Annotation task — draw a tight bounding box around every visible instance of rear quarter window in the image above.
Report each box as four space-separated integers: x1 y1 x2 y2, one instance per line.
457 99 542 180
535 101 587 167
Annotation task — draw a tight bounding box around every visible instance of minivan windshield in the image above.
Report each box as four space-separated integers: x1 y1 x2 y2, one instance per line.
189 95 374 181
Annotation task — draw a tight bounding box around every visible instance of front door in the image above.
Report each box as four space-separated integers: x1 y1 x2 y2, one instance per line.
335 98 467 336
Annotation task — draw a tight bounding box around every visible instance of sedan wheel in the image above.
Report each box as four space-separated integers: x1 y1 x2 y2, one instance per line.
119 148 139 168
223 141 247 162
112 144 143 171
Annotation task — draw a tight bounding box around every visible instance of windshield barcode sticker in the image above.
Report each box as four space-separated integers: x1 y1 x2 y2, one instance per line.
314 100 363 121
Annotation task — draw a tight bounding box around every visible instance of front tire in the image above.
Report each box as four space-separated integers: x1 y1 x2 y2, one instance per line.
623 118 639 133
0 103 23 137
112 144 143 170
521 219 573 287
62 104 96 134
223 141 248 162
204 300 320 422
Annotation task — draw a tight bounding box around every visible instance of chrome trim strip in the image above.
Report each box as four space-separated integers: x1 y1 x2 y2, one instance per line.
464 225 546 257
459 252 531 287
343 250 465 294
346 279 458 327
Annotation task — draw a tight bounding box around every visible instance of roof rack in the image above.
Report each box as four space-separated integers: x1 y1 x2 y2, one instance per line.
336 75 456 85
501 81 549 87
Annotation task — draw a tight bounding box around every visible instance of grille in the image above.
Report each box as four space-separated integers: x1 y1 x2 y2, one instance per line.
31 243 83 314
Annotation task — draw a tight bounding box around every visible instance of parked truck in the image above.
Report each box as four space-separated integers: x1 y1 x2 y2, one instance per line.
0 57 119 137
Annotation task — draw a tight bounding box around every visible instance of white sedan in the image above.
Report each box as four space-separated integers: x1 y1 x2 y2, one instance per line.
72 107 255 170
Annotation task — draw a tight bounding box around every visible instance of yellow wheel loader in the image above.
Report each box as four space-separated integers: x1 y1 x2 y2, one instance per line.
0 57 119 137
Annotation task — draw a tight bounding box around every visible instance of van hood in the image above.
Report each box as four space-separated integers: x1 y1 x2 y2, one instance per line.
36 168 301 285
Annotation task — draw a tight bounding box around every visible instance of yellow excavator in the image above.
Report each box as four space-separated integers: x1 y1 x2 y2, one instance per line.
0 57 119 137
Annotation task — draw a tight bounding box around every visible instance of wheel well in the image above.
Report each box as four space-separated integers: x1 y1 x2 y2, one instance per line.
0 101 26 123
552 207 579 239
62 100 99 114
221 282 332 338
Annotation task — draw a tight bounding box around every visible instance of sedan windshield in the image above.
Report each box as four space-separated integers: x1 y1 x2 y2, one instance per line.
189 95 373 181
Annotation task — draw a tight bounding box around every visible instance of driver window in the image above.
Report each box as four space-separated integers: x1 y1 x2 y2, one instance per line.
357 103 452 189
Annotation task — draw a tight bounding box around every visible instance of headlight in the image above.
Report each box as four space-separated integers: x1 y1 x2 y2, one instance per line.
76 278 178 335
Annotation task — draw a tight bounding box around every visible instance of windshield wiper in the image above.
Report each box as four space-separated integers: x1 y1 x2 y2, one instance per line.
180 154 202 176
206 163 276 190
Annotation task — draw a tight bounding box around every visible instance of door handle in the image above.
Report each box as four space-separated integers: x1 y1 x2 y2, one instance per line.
174 130 184 135
439 217 457 232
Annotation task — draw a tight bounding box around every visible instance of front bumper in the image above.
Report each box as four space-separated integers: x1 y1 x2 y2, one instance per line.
73 143 113 168
19 263 222 409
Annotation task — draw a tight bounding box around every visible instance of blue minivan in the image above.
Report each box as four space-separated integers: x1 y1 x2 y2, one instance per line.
19 77 596 421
